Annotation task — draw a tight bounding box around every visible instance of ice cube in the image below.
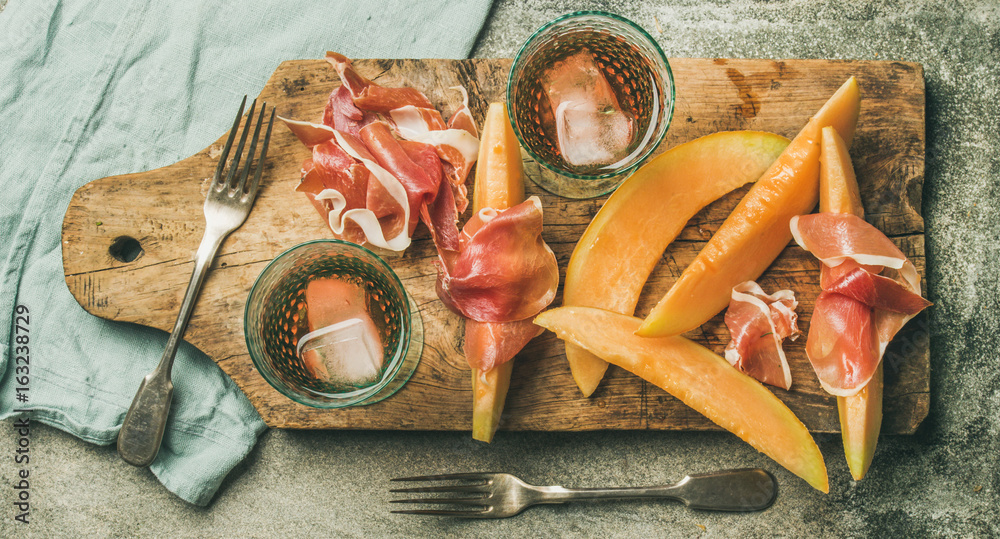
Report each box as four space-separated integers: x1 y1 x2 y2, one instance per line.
553 101 634 168
541 48 635 168
297 317 385 387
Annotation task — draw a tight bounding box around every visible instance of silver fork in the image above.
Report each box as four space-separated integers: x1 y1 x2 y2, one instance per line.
391 469 777 518
117 96 275 467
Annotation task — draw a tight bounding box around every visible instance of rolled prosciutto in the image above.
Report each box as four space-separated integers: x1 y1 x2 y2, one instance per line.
790 213 931 396
724 281 800 390
436 197 559 325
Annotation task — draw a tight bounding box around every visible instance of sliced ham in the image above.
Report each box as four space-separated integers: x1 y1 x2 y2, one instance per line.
280 116 336 147
453 199 557 370
724 281 799 390
791 212 931 396
389 105 448 132
277 119 409 248
325 52 434 111
326 130 412 251
395 137 461 253
311 141 367 209
325 85 378 137
446 86 479 138
436 197 559 323
360 121 440 235
422 170 461 254
790 213 908 270
819 258 883 289
283 53 478 253
306 141 373 245
805 291 880 395
464 318 543 371
389 86 479 213
824 267 932 315
440 87 478 212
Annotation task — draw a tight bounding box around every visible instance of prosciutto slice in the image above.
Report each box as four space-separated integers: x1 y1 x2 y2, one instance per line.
389 86 479 213
806 290 880 394
446 199 558 370
325 85 377 137
281 119 411 250
791 212 931 396
360 121 441 235
281 116 337 147
819 258 883 289
823 267 931 315
366 127 461 253
724 281 800 390
281 53 479 252
790 213 912 273
437 197 559 324
325 52 433 111
464 319 543 371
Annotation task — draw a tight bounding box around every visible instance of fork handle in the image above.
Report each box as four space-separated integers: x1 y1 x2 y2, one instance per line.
160 227 228 370
532 469 777 512
118 230 226 467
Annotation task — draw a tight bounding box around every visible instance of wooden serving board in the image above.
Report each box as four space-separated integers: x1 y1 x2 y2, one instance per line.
62 58 928 433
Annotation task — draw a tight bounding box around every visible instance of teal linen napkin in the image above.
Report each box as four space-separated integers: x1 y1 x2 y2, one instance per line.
0 0 493 506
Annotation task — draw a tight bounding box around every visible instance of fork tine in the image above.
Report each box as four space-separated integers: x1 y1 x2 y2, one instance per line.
391 473 493 482
235 101 266 195
223 98 256 190
244 106 274 202
390 509 490 518
390 497 487 505
390 484 488 494
212 95 247 190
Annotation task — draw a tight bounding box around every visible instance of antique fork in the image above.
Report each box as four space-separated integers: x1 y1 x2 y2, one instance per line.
118 96 275 467
391 469 777 518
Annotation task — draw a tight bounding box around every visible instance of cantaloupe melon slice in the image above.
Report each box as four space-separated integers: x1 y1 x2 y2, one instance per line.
536 306 829 493
818 124 882 481
470 102 526 442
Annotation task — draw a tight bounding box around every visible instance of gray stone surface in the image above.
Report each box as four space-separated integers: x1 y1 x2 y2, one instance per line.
2 0 998 536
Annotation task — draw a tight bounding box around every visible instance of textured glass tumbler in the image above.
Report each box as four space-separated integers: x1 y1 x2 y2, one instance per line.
244 240 423 408
508 11 675 198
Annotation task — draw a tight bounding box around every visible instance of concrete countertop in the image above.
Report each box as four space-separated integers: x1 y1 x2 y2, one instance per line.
2 1 997 536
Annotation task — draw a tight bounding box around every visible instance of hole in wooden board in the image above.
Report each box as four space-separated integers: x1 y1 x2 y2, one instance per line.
109 236 143 263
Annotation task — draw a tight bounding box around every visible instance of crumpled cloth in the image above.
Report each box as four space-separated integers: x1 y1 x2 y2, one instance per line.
0 0 492 506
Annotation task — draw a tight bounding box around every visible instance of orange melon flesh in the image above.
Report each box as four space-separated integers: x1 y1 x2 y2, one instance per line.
819 125 865 217
840 364 882 480
472 102 525 213
470 102 526 443
819 125 882 481
637 77 861 338
563 131 790 397
472 361 514 442
535 306 829 493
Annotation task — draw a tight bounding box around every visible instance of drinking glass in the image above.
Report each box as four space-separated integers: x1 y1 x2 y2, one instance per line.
507 11 675 198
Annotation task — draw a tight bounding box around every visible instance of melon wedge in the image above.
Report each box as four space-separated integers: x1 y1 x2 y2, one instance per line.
564 131 789 396
819 125 864 217
840 363 882 480
472 361 514 441
472 102 525 213
819 124 882 481
470 102 526 443
535 306 829 493
637 77 861 338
